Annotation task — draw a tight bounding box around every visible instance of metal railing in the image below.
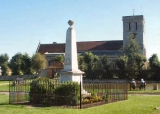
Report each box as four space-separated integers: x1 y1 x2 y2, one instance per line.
9 78 128 109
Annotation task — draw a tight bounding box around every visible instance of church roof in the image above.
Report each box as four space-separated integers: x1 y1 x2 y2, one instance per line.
37 40 123 54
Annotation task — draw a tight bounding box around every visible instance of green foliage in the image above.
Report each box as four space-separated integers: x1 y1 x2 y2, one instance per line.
135 53 146 70
30 77 54 94
101 54 110 71
124 33 141 58
82 95 102 104
54 82 79 96
117 33 147 79
10 52 48 75
9 53 24 75
54 54 64 62
30 77 54 104
100 54 111 78
116 55 128 70
31 53 47 72
9 52 36 75
30 78 80 105
149 54 160 70
21 53 33 75
123 33 141 71
148 54 160 80
78 55 85 71
116 55 128 78
0 53 11 76
53 82 80 105
83 52 99 78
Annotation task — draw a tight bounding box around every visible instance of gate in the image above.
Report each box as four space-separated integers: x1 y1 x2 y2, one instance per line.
9 78 31 104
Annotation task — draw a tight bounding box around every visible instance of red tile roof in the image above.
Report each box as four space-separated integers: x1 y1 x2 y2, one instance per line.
37 40 123 54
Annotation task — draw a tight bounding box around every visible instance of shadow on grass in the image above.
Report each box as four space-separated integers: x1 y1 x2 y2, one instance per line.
0 103 9 105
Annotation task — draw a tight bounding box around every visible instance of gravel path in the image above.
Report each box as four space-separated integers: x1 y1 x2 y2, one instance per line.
0 92 9 95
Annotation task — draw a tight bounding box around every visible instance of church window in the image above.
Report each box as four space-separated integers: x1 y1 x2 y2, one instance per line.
135 22 137 30
129 22 131 31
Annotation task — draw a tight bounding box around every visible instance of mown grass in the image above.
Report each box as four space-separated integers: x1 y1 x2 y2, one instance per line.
0 81 31 92
0 93 160 114
0 84 9 91
0 81 9 84
128 90 160 94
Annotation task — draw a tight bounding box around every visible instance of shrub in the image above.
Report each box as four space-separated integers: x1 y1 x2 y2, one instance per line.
29 78 80 106
29 77 55 104
53 82 80 105
82 94 103 104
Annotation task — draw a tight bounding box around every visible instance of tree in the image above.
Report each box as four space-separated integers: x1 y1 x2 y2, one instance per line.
0 53 11 75
123 33 140 66
134 53 146 79
9 53 24 75
83 52 99 78
21 53 33 75
149 54 160 70
54 54 64 62
31 53 47 73
116 55 128 78
101 54 110 78
148 54 160 80
120 33 146 79
101 54 110 70
78 55 85 71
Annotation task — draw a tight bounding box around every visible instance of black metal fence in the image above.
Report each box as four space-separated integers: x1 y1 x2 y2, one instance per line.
9 78 31 104
83 79 128 103
9 78 128 108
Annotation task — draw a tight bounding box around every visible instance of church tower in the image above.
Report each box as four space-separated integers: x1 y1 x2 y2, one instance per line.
122 15 146 56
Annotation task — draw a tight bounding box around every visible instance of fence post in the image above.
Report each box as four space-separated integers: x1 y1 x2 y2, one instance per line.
126 79 128 100
80 81 81 109
9 80 11 104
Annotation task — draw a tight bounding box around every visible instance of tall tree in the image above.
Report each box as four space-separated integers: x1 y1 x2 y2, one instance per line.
116 55 128 78
148 54 160 80
101 54 110 78
123 33 140 66
149 54 160 70
0 53 11 75
9 53 24 75
21 53 33 75
78 55 85 71
83 52 99 78
31 53 47 73
121 33 146 79
134 53 146 79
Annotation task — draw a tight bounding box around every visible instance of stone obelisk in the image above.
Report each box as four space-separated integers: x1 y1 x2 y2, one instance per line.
60 20 84 83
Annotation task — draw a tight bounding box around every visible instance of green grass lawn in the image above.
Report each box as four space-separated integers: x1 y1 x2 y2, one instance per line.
0 81 9 84
0 93 160 114
128 90 160 94
0 84 9 91
0 81 31 92
0 81 9 91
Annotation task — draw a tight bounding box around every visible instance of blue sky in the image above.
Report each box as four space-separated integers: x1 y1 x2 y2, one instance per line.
0 0 160 60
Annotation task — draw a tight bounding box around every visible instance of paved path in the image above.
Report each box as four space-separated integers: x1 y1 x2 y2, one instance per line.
0 92 9 94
